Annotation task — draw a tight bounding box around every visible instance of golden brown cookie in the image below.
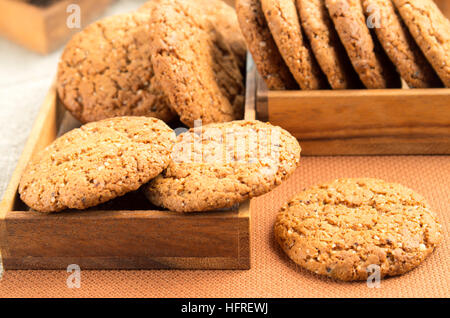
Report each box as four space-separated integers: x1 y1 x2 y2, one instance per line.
236 0 298 89
362 0 442 88
141 0 247 70
149 0 245 127
325 0 401 88
261 0 328 89
19 117 176 212
275 178 442 281
144 120 301 212
393 0 450 87
297 0 362 89
57 11 176 124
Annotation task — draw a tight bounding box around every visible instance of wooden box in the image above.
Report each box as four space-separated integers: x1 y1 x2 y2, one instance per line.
245 2 450 156
0 0 112 54
246 61 450 156
0 83 251 270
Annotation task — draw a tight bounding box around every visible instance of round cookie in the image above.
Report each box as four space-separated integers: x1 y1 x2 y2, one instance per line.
149 0 245 127
393 0 450 87
236 0 298 90
362 0 442 88
57 12 176 124
261 0 328 90
325 0 401 88
274 178 442 281
19 117 176 212
141 0 247 71
297 0 362 89
144 120 301 212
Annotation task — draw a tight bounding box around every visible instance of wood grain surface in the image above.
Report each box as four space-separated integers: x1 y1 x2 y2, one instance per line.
0 83 251 270
249 59 450 155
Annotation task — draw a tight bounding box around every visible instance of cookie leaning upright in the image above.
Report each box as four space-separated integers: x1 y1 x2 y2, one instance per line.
142 0 246 71
274 178 442 281
144 120 301 212
325 0 401 88
261 0 328 90
57 11 175 124
393 0 450 87
362 0 442 88
149 0 245 127
19 117 176 212
236 0 298 90
297 0 362 89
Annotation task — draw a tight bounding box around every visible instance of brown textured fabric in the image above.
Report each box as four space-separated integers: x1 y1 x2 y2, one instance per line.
0 156 448 297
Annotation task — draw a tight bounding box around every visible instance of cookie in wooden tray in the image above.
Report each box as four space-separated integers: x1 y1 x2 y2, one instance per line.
149 0 245 127
144 120 301 212
362 0 442 88
19 117 176 212
393 0 450 87
297 0 362 89
325 0 401 88
57 11 176 124
236 0 298 89
274 178 442 281
141 0 247 70
261 0 328 89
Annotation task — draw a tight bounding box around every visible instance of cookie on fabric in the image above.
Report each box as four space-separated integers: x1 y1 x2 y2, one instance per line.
19 117 176 212
297 0 362 89
144 120 301 212
141 0 247 70
261 0 328 90
393 0 450 87
362 0 442 88
236 0 298 90
274 178 442 281
57 12 176 124
149 0 245 127
325 0 401 88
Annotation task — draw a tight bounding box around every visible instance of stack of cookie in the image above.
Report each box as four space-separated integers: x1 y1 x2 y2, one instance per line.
236 0 449 89
19 118 301 213
22 0 303 213
57 0 246 128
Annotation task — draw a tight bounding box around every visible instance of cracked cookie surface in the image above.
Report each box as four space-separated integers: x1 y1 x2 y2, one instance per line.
362 0 442 88
19 117 176 212
57 11 176 124
149 0 245 127
141 0 247 71
297 0 362 89
144 120 301 212
236 0 298 90
393 0 450 87
261 0 328 89
325 0 401 88
274 178 442 281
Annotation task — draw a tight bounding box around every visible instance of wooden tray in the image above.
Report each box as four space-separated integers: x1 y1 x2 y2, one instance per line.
0 82 252 270
0 0 112 54
246 57 450 156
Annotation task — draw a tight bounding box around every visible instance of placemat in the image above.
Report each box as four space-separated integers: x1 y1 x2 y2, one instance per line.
0 155 448 298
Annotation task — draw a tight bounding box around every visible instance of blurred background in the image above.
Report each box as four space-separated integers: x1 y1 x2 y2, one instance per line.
0 0 447 198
